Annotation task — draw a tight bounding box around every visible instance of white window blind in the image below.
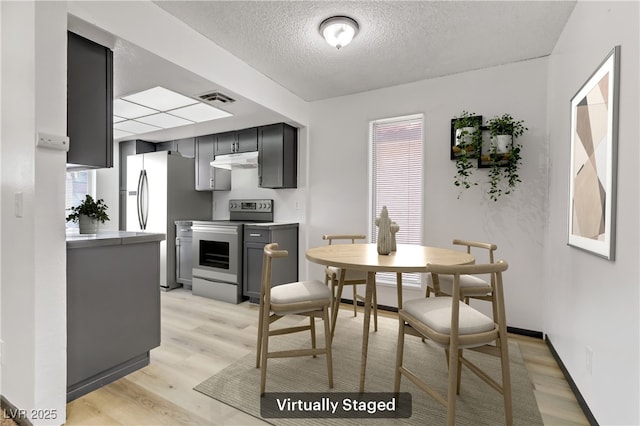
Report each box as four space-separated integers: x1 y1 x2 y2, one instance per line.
65 170 95 231
369 114 424 286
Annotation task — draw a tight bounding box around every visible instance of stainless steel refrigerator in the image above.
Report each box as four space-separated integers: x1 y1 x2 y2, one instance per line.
127 150 211 290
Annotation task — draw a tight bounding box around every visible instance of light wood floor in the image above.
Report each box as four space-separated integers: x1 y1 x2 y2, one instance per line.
65 288 589 425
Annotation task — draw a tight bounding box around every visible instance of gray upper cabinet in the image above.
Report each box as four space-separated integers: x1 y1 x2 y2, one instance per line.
67 32 113 168
175 138 195 158
214 127 258 155
214 131 236 155
195 135 214 190
195 135 230 191
155 137 195 159
192 123 296 190
259 123 298 188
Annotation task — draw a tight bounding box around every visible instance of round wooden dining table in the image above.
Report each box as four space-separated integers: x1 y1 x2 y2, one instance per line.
306 243 475 392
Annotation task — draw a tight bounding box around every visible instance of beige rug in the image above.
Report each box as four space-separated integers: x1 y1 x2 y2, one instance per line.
194 314 542 425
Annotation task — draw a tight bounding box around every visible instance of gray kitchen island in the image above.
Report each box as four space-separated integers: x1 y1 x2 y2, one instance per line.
66 231 165 401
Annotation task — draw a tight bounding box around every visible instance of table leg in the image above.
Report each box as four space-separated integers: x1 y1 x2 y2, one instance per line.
396 272 403 310
359 270 375 392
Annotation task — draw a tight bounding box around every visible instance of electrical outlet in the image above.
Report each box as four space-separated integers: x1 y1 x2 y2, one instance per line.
585 346 593 375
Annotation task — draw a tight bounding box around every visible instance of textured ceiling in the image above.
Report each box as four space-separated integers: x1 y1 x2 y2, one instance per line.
155 1 576 101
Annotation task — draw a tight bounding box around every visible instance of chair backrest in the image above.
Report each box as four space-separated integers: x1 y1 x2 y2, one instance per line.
452 239 497 287
323 234 366 245
261 243 288 302
452 239 497 263
427 260 509 328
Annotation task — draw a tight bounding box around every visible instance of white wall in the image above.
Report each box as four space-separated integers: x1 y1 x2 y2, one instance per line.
0 2 67 424
306 58 549 331
544 2 639 425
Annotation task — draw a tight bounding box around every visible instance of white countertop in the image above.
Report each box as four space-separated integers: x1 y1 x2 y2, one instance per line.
66 230 166 249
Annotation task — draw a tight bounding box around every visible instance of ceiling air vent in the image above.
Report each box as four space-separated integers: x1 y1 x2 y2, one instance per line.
198 91 236 104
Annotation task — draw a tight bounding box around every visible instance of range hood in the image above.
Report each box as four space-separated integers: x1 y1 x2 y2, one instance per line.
210 151 258 170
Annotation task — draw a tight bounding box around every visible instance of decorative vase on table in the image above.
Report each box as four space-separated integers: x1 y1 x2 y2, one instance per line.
375 206 392 255
78 214 99 234
390 222 400 252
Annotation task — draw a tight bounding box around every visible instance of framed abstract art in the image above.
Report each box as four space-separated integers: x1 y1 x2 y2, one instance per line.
567 46 620 260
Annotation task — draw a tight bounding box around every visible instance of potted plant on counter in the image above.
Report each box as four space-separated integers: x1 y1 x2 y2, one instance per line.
452 111 482 196
66 194 110 234
486 114 528 201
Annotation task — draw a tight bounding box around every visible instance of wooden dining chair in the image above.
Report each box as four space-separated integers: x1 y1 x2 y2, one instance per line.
256 243 334 395
395 261 512 426
322 234 378 338
427 239 497 305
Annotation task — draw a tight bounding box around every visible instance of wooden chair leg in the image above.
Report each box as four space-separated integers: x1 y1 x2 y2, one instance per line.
500 337 513 425
322 306 334 388
446 344 460 426
456 349 463 394
256 295 264 368
331 279 346 339
352 285 358 316
310 315 317 358
259 304 271 396
394 318 406 392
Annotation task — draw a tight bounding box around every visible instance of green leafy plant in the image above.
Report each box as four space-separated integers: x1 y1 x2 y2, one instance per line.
66 194 110 223
486 114 527 201
452 111 482 197
487 113 527 139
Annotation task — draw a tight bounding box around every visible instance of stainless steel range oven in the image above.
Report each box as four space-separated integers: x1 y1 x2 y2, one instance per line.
191 199 273 303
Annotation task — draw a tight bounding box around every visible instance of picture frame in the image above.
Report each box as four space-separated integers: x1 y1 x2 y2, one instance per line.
450 116 482 160
567 45 620 260
477 126 510 168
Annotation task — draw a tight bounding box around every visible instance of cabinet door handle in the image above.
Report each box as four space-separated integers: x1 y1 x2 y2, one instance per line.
249 233 262 237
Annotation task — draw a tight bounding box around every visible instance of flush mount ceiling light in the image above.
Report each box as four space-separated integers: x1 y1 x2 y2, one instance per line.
113 86 233 138
320 16 359 50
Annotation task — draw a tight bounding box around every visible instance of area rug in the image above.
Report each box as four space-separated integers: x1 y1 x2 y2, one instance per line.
194 314 542 425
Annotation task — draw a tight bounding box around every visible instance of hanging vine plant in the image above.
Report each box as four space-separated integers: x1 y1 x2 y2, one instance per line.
452 111 482 197
485 114 527 201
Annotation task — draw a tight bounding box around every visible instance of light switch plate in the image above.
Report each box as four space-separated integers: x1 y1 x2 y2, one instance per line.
36 132 70 152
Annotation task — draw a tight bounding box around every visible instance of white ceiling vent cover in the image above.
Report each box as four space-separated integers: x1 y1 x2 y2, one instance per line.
198 91 236 104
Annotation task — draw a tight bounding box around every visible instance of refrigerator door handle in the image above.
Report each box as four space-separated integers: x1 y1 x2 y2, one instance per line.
137 170 144 229
140 170 149 230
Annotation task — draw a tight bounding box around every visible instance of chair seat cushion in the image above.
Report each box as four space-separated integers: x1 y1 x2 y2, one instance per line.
325 266 368 282
429 273 492 296
271 280 332 305
403 297 494 336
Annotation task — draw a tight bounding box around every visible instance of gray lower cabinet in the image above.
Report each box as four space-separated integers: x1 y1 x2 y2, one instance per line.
243 223 299 303
175 221 193 289
67 235 162 402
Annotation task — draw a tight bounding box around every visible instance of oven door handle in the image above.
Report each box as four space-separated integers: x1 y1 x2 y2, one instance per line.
192 225 239 235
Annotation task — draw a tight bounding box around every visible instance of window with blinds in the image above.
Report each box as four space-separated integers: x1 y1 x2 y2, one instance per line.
65 170 95 231
369 114 424 286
